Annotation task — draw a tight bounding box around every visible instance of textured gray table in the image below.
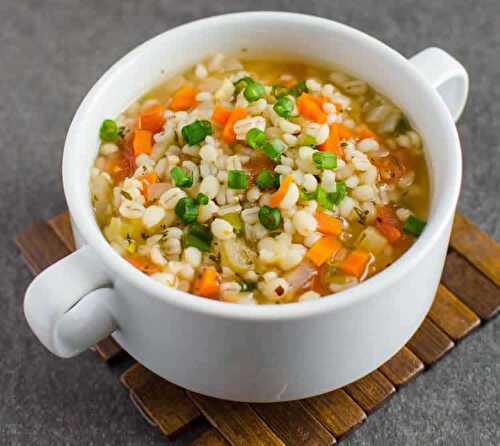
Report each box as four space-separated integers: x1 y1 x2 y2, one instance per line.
2 1 499 445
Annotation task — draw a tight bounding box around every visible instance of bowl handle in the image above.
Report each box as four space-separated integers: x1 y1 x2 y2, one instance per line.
410 47 469 122
24 245 118 358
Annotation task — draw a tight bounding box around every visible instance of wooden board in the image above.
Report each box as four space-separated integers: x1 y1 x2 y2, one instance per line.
15 211 500 445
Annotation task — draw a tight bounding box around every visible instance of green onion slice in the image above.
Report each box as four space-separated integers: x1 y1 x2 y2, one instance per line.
182 120 212 146
256 169 279 190
227 170 248 189
289 80 309 97
273 96 295 118
99 119 120 142
261 138 286 162
313 151 337 169
246 128 267 149
170 166 193 188
175 197 199 224
244 81 265 102
403 215 426 237
258 205 282 230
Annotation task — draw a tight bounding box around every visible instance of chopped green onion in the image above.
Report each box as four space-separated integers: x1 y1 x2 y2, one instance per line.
258 205 282 230
239 281 257 292
272 84 289 98
99 119 120 142
300 188 317 201
403 215 426 237
184 233 211 252
313 151 337 169
234 76 253 93
256 169 279 190
261 138 286 162
170 166 193 188
330 181 347 205
244 81 265 102
246 128 267 149
181 120 212 145
300 134 317 147
195 193 209 205
188 223 213 242
289 80 308 97
273 96 294 118
227 170 248 189
317 186 334 210
175 197 198 224
222 212 243 234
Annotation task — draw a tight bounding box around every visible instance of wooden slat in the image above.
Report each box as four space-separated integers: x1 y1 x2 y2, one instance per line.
47 211 76 251
92 337 123 361
343 370 395 414
252 401 335 446
407 318 454 365
121 364 200 438
379 347 425 387
451 213 500 287
193 429 229 446
301 389 366 439
187 392 285 446
441 251 500 320
428 285 481 341
16 221 70 274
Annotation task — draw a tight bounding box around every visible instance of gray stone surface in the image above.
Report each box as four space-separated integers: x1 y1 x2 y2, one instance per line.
1 0 499 444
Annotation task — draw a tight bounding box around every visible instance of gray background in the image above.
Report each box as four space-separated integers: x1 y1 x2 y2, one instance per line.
1 0 499 444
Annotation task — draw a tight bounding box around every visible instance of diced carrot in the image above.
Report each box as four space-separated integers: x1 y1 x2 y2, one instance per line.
139 104 166 133
337 123 353 139
309 95 327 108
319 123 342 156
192 267 221 298
223 107 247 143
315 212 343 235
269 175 293 208
138 172 158 193
375 205 403 243
212 105 232 126
133 129 153 156
170 85 198 111
306 236 342 267
356 125 378 141
126 255 161 275
297 93 327 123
338 250 371 278
282 78 297 88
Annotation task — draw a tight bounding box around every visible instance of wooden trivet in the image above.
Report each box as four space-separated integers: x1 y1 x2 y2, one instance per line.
16 211 500 445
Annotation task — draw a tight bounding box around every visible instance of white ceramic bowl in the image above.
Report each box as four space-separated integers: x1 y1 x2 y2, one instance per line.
24 12 468 402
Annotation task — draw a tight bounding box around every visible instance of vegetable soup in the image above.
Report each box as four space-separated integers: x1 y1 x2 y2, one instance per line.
90 53 429 304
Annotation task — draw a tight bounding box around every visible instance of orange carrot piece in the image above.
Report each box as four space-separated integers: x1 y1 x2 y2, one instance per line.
126 255 161 275
297 93 327 123
306 236 342 267
375 205 403 243
269 175 293 208
319 123 342 156
338 250 371 278
139 104 166 133
356 125 378 141
193 267 221 298
315 212 343 235
170 86 198 111
133 129 153 156
223 107 248 143
212 105 232 126
138 172 158 192
337 123 353 140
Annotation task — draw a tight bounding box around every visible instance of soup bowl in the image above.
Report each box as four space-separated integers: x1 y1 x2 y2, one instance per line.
24 12 468 402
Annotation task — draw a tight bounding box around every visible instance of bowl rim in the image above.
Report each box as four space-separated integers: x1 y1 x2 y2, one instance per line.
63 11 462 321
